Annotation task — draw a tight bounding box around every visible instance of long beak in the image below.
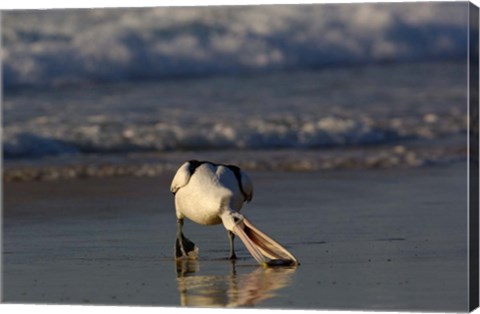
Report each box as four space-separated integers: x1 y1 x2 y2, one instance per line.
231 216 299 267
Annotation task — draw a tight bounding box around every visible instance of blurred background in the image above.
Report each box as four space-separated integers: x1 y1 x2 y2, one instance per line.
2 2 471 181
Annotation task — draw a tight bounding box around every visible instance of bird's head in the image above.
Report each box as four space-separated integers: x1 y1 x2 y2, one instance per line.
220 210 298 267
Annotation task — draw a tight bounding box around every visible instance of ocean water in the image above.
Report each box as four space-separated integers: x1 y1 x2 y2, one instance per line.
1 3 470 180
3 61 468 180
2 3 468 88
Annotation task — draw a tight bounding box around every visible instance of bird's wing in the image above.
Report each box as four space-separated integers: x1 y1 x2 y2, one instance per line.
239 170 254 202
170 161 194 194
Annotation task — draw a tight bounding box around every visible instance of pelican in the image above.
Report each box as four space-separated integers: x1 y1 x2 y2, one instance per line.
171 160 298 266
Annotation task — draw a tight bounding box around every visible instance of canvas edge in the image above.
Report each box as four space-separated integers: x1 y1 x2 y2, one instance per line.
469 1 480 312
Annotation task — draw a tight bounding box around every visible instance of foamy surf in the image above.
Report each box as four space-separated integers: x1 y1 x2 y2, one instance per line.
2 3 469 181
3 3 468 88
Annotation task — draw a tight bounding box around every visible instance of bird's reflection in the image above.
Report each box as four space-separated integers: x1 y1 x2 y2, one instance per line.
176 259 296 307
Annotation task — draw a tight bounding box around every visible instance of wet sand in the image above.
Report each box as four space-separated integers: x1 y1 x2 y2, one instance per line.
3 163 469 311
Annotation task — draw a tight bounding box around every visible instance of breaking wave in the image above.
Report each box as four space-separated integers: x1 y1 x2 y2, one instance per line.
3 113 466 159
2 2 469 88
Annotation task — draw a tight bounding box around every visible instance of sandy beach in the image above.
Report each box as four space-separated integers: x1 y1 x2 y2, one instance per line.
3 163 468 311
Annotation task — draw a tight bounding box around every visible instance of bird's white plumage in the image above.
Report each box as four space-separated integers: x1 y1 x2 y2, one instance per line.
172 161 253 227
171 160 298 265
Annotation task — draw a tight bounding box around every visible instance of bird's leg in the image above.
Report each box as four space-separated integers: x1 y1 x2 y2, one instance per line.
175 218 186 258
228 231 237 260
175 218 198 259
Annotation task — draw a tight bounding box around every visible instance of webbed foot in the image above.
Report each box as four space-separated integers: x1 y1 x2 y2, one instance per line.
175 233 199 260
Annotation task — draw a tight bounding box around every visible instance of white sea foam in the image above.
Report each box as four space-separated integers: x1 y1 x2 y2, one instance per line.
2 110 467 158
3 61 467 159
2 2 468 88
